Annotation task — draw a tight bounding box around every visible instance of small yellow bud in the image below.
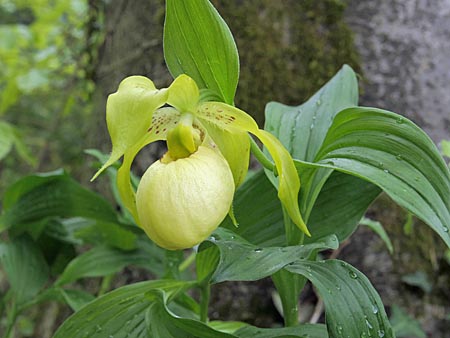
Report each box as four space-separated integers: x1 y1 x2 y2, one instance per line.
136 146 235 250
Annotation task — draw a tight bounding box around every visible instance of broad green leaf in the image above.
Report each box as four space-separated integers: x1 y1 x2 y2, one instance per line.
0 171 118 233
315 107 450 248
146 289 235 338
59 289 95 312
234 323 328 338
360 217 394 254
264 65 359 218
221 169 379 247
0 235 49 306
286 260 394 338
221 170 285 247
55 241 164 286
306 171 381 243
265 65 358 163
164 0 239 104
45 217 138 251
196 228 338 283
52 280 193 338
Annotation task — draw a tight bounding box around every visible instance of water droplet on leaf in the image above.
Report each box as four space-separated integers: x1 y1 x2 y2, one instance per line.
349 271 358 279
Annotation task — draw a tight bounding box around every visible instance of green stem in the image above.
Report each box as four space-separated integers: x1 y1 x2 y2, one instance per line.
179 251 196 272
2 300 17 338
98 274 114 297
249 136 275 171
274 206 307 327
199 283 210 323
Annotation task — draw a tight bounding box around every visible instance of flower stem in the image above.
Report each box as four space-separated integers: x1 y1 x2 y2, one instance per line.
273 206 307 327
199 282 211 323
249 136 275 171
2 300 17 338
179 251 196 272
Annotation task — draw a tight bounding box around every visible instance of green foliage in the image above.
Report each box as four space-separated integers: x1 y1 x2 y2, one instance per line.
390 305 426 338
0 1 448 337
0 0 102 192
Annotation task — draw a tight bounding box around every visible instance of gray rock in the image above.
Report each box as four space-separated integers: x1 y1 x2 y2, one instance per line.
345 0 450 144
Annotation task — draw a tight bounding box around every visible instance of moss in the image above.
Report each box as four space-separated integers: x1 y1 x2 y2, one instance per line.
212 0 361 125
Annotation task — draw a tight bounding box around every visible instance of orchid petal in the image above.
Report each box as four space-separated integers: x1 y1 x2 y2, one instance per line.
199 119 250 187
167 74 200 113
116 108 181 224
197 101 259 132
255 129 310 236
197 101 309 236
92 76 168 180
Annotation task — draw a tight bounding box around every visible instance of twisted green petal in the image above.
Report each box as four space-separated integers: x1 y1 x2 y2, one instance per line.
197 102 310 236
255 129 310 236
116 107 181 224
92 76 168 180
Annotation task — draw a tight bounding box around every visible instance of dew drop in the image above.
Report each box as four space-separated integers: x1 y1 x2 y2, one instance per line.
95 325 102 333
336 285 342 291
377 330 385 337
316 99 322 106
310 123 315 130
378 162 384 168
336 324 343 334
326 160 335 166
372 304 379 314
383 169 390 174
349 271 358 279
254 248 263 253
443 226 449 233
365 317 373 330
396 117 404 124
395 154 403 161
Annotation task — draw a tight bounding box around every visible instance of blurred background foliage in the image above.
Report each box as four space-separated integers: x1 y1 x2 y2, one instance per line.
0 0 104 194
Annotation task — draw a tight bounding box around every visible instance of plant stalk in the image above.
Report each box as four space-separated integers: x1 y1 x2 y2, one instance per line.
249 136 275 171
199 283 211 323
2 301 17 338
274 206 307 327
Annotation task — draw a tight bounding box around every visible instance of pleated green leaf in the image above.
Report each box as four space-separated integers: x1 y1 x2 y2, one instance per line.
55 241 164 286
164 0 239 104
315 107 450 248
146 289 235 338
220 169 380 247
196 227 338 284
264 65 359 219
286 260 394 338
0 235 49 306
52 280 193 338
234 324 328 338
305 171 381 243
0 170 118 233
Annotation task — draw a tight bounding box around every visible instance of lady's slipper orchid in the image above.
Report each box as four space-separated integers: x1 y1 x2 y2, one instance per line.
92 74 309 250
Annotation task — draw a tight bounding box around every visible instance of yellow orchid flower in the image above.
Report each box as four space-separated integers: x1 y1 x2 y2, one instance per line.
92 74 309 250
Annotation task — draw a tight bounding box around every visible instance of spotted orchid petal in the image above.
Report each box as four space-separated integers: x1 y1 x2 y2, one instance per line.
92 76 168 180
117 107 181 223
197 102 310 236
